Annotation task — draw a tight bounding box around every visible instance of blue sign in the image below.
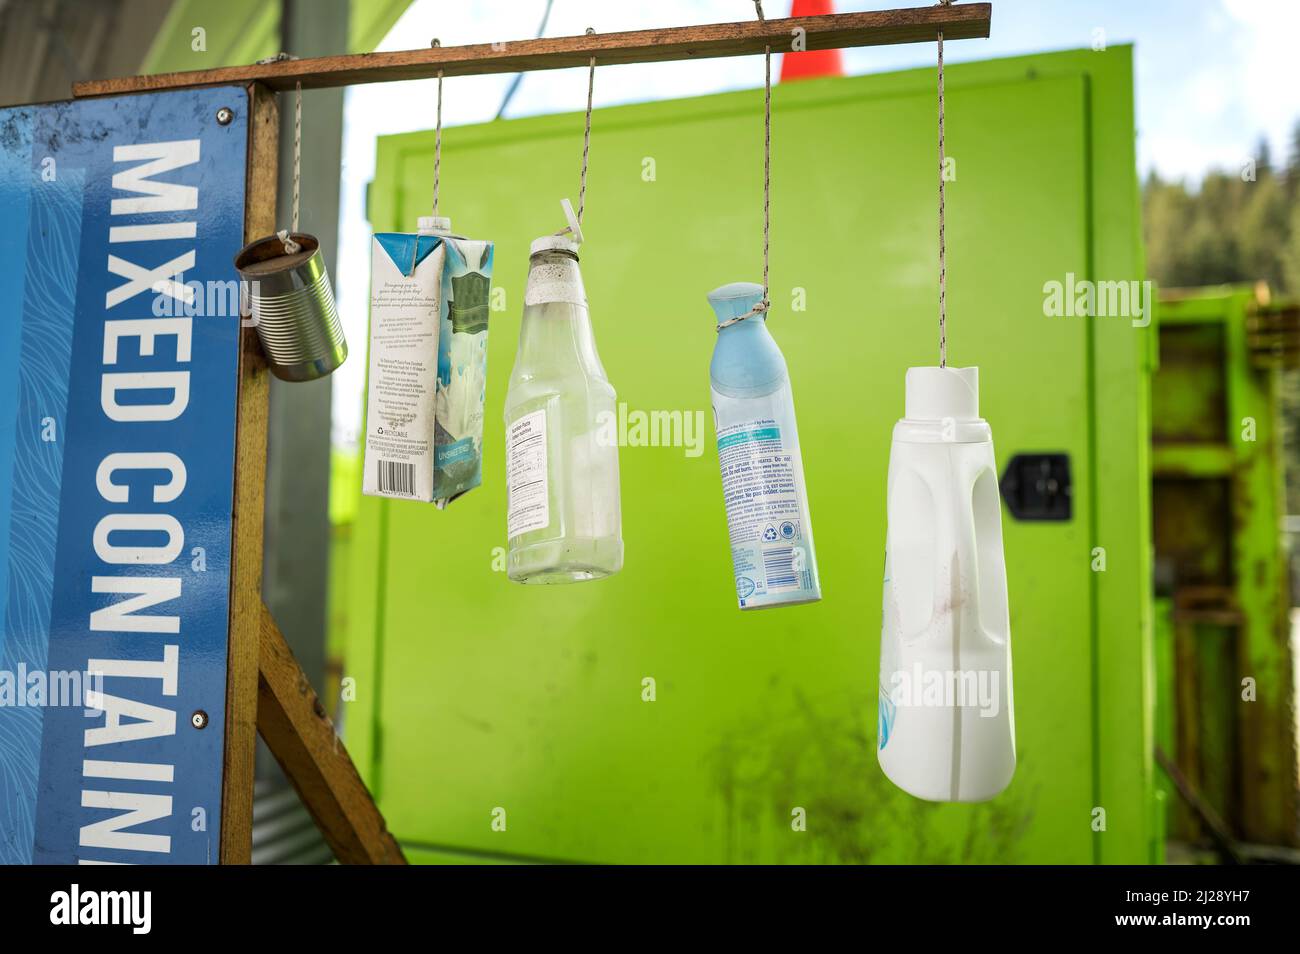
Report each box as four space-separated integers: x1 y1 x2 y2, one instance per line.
0 87 249 863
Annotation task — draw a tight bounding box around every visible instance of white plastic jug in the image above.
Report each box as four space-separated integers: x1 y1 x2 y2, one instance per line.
877 366 1015 802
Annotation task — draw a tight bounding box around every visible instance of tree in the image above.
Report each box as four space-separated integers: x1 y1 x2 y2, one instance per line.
1142 120 1299 296
1240 174 1290 291
1284 200 1300 300
1255 135 1273 179
1288 119 1300 199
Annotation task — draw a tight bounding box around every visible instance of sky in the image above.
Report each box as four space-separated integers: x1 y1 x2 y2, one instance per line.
330 0 1300 447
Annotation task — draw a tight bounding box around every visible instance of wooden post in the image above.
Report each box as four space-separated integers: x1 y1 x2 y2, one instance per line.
257 601 407 864
219 82 277 865
219 81 405 865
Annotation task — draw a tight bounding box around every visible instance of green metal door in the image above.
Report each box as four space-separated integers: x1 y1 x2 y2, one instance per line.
346 46 1153 864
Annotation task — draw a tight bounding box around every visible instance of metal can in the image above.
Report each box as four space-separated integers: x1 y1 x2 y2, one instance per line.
234 232 347 382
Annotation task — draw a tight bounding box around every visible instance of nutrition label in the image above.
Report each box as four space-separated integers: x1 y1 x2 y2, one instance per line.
506 410 549 538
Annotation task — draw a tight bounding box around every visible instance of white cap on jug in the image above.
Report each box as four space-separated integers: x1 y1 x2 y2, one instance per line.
905 366 980 420
530 234 580 257
417 215 452 234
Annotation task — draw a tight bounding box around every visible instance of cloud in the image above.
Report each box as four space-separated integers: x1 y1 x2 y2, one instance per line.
1220 0 1300 162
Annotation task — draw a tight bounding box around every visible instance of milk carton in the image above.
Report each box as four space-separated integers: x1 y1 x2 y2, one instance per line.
426 217 495 506
362 222 446 501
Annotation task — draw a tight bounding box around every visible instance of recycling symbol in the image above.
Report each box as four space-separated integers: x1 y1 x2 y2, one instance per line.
762 524 778 542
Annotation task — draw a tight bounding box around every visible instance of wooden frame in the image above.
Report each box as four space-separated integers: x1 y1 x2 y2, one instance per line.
220 82 405 865
75 6 991 865
72 5 991 97
217 82 277 865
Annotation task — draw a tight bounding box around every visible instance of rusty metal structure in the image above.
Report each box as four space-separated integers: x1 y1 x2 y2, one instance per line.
1153 284 1299 854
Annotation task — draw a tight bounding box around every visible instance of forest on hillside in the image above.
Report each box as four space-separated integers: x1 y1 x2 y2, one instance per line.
1143 122 1300 296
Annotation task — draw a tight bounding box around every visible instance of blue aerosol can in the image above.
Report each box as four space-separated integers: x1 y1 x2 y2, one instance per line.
707 282 821 610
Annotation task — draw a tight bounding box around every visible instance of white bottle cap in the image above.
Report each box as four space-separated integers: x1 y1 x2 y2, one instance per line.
417 215 452 234
905 366 979 420
529 234 580 256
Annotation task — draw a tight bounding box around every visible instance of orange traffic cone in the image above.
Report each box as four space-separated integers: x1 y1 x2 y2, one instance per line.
780 0 844 81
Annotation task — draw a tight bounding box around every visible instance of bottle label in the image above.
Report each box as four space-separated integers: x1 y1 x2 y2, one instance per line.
524 260 585 307
715 415 815 605
506 409 549 538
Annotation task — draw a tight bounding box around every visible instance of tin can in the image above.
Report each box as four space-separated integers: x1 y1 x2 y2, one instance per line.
234 232 347 382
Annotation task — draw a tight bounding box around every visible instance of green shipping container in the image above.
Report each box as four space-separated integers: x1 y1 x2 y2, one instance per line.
343 45 1155 864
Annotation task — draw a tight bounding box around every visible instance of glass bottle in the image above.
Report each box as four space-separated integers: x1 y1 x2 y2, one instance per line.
503 236 622 583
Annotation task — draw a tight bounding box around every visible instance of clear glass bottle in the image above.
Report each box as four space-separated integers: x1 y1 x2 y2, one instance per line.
503 236 622 583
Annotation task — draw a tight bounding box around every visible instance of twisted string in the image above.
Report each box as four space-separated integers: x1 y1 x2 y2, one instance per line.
938 0 953 368
432 39 443 218
761 8 770 312
277 80 303 255
293 80 301 231
578 44 594 225
255 54 303 254
557 28 597 237
716 0 772 332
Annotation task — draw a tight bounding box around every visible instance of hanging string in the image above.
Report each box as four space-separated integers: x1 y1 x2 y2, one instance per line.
556 28 597 237
277 80 303 255
937 0 953 368
577 37 595 226
432 39 443 218
715 0 772 332
256 54 304 256
759 0 770 313
293 80 302 233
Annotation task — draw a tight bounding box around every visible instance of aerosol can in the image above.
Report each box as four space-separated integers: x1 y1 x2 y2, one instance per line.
877 366 1014 801
707 282 821 610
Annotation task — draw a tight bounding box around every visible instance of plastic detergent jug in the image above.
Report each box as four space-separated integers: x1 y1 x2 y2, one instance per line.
877 366 1015 801
503 235 622 583
707 282 820 609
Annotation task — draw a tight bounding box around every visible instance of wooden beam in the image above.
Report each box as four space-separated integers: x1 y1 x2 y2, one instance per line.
218 82 277 865
1155 746 1243 864
72 5 991 98
257 601 407 865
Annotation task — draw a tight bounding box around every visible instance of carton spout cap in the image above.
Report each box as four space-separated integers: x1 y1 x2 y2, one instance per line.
418 215 452 234
905 366 980 420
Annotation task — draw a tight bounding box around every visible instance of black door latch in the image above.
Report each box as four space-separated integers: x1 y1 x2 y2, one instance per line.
999 453 1072 521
